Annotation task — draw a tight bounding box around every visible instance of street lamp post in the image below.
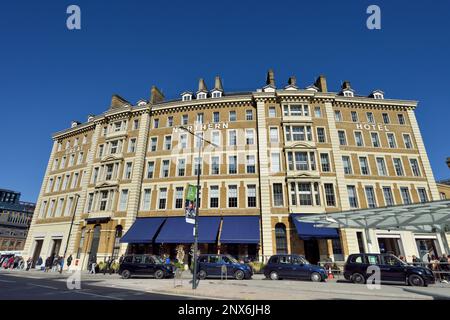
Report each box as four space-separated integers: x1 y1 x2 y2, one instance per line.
63 194 80 259
179 126 218 290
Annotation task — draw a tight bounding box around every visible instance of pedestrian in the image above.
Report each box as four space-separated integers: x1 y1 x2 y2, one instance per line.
58 256 64 274
36 256 43 270
52 256 58 272
165 255 171 265
26 257 32 271
430 255 441 282
108 258 114 275
89 257 97 274
103 257 111 275
324 255 333 271
439 253 449 283
7 256 15 269
412 255 421 266
66 254 73 271
44 256 51 272
422 251 432 269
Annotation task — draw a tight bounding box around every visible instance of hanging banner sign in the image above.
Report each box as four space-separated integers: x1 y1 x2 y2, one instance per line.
185 184 197 224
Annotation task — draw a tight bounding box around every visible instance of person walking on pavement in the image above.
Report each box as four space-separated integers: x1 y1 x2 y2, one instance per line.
26 257 32 271
439 253 449 283
58 256 64 274
89 257 97 274
36 256 43 270
103 257 111 275
412 255 421 266
44 256 51 272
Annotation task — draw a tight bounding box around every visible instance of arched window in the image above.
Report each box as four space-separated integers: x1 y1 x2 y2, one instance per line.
275 223 288 254
76 227 85 259
112 225 123 260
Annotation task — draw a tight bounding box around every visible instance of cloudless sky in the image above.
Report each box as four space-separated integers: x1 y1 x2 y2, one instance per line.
1 0 449 202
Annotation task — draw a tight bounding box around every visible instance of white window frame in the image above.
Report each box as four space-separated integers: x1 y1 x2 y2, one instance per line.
376 156 388 176
386 132 397 148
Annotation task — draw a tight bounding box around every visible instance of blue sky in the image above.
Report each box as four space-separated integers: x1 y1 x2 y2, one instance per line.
1 0 449 202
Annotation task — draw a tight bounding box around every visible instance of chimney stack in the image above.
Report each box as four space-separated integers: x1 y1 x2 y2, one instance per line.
314 75 328 92
198 78 208 92
214 76 223 91
150 85 165 104
110 94 129 109
288 76 297 86
266 69 275 87
341 81 351 90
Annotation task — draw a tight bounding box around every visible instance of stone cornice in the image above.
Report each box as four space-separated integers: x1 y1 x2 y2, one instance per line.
51 90 418 140
53 107 150 140
151 94 253 114
333 96 417 110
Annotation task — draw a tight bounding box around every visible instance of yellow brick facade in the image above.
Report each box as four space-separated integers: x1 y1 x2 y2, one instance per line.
22 73 444 268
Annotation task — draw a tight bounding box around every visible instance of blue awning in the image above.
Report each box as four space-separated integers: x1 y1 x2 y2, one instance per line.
120 218 166 244
220 216 260 244
155 217 220 243
292 214 339 240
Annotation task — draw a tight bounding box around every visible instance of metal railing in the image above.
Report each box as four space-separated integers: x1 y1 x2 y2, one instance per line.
316 260 450 282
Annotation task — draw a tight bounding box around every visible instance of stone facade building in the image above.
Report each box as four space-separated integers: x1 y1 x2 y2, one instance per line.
0 189 35 252
23 70 443 268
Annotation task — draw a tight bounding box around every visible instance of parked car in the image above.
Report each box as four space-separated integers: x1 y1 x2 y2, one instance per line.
263 254 327 282
196 254 253 280
344 253 435 287
119 254 174 279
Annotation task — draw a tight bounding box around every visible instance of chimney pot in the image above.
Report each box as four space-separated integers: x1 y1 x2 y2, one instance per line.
266 69 275 87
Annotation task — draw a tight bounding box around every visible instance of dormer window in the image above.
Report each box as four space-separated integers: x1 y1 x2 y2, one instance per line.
373 93 384 99
343 91 354 97
212 91 222 98
197 92 207 100
182 94 192 101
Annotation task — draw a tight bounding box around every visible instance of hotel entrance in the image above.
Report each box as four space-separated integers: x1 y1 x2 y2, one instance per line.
304 239 320 265
416 238 440 260
50 238 62 257
31 239 43 267
377 237 404 257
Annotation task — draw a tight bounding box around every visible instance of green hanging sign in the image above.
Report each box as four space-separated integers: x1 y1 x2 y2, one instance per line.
185 184 197 224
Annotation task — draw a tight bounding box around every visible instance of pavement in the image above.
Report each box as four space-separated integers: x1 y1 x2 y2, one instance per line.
1 268 450 300
0 270 197 300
